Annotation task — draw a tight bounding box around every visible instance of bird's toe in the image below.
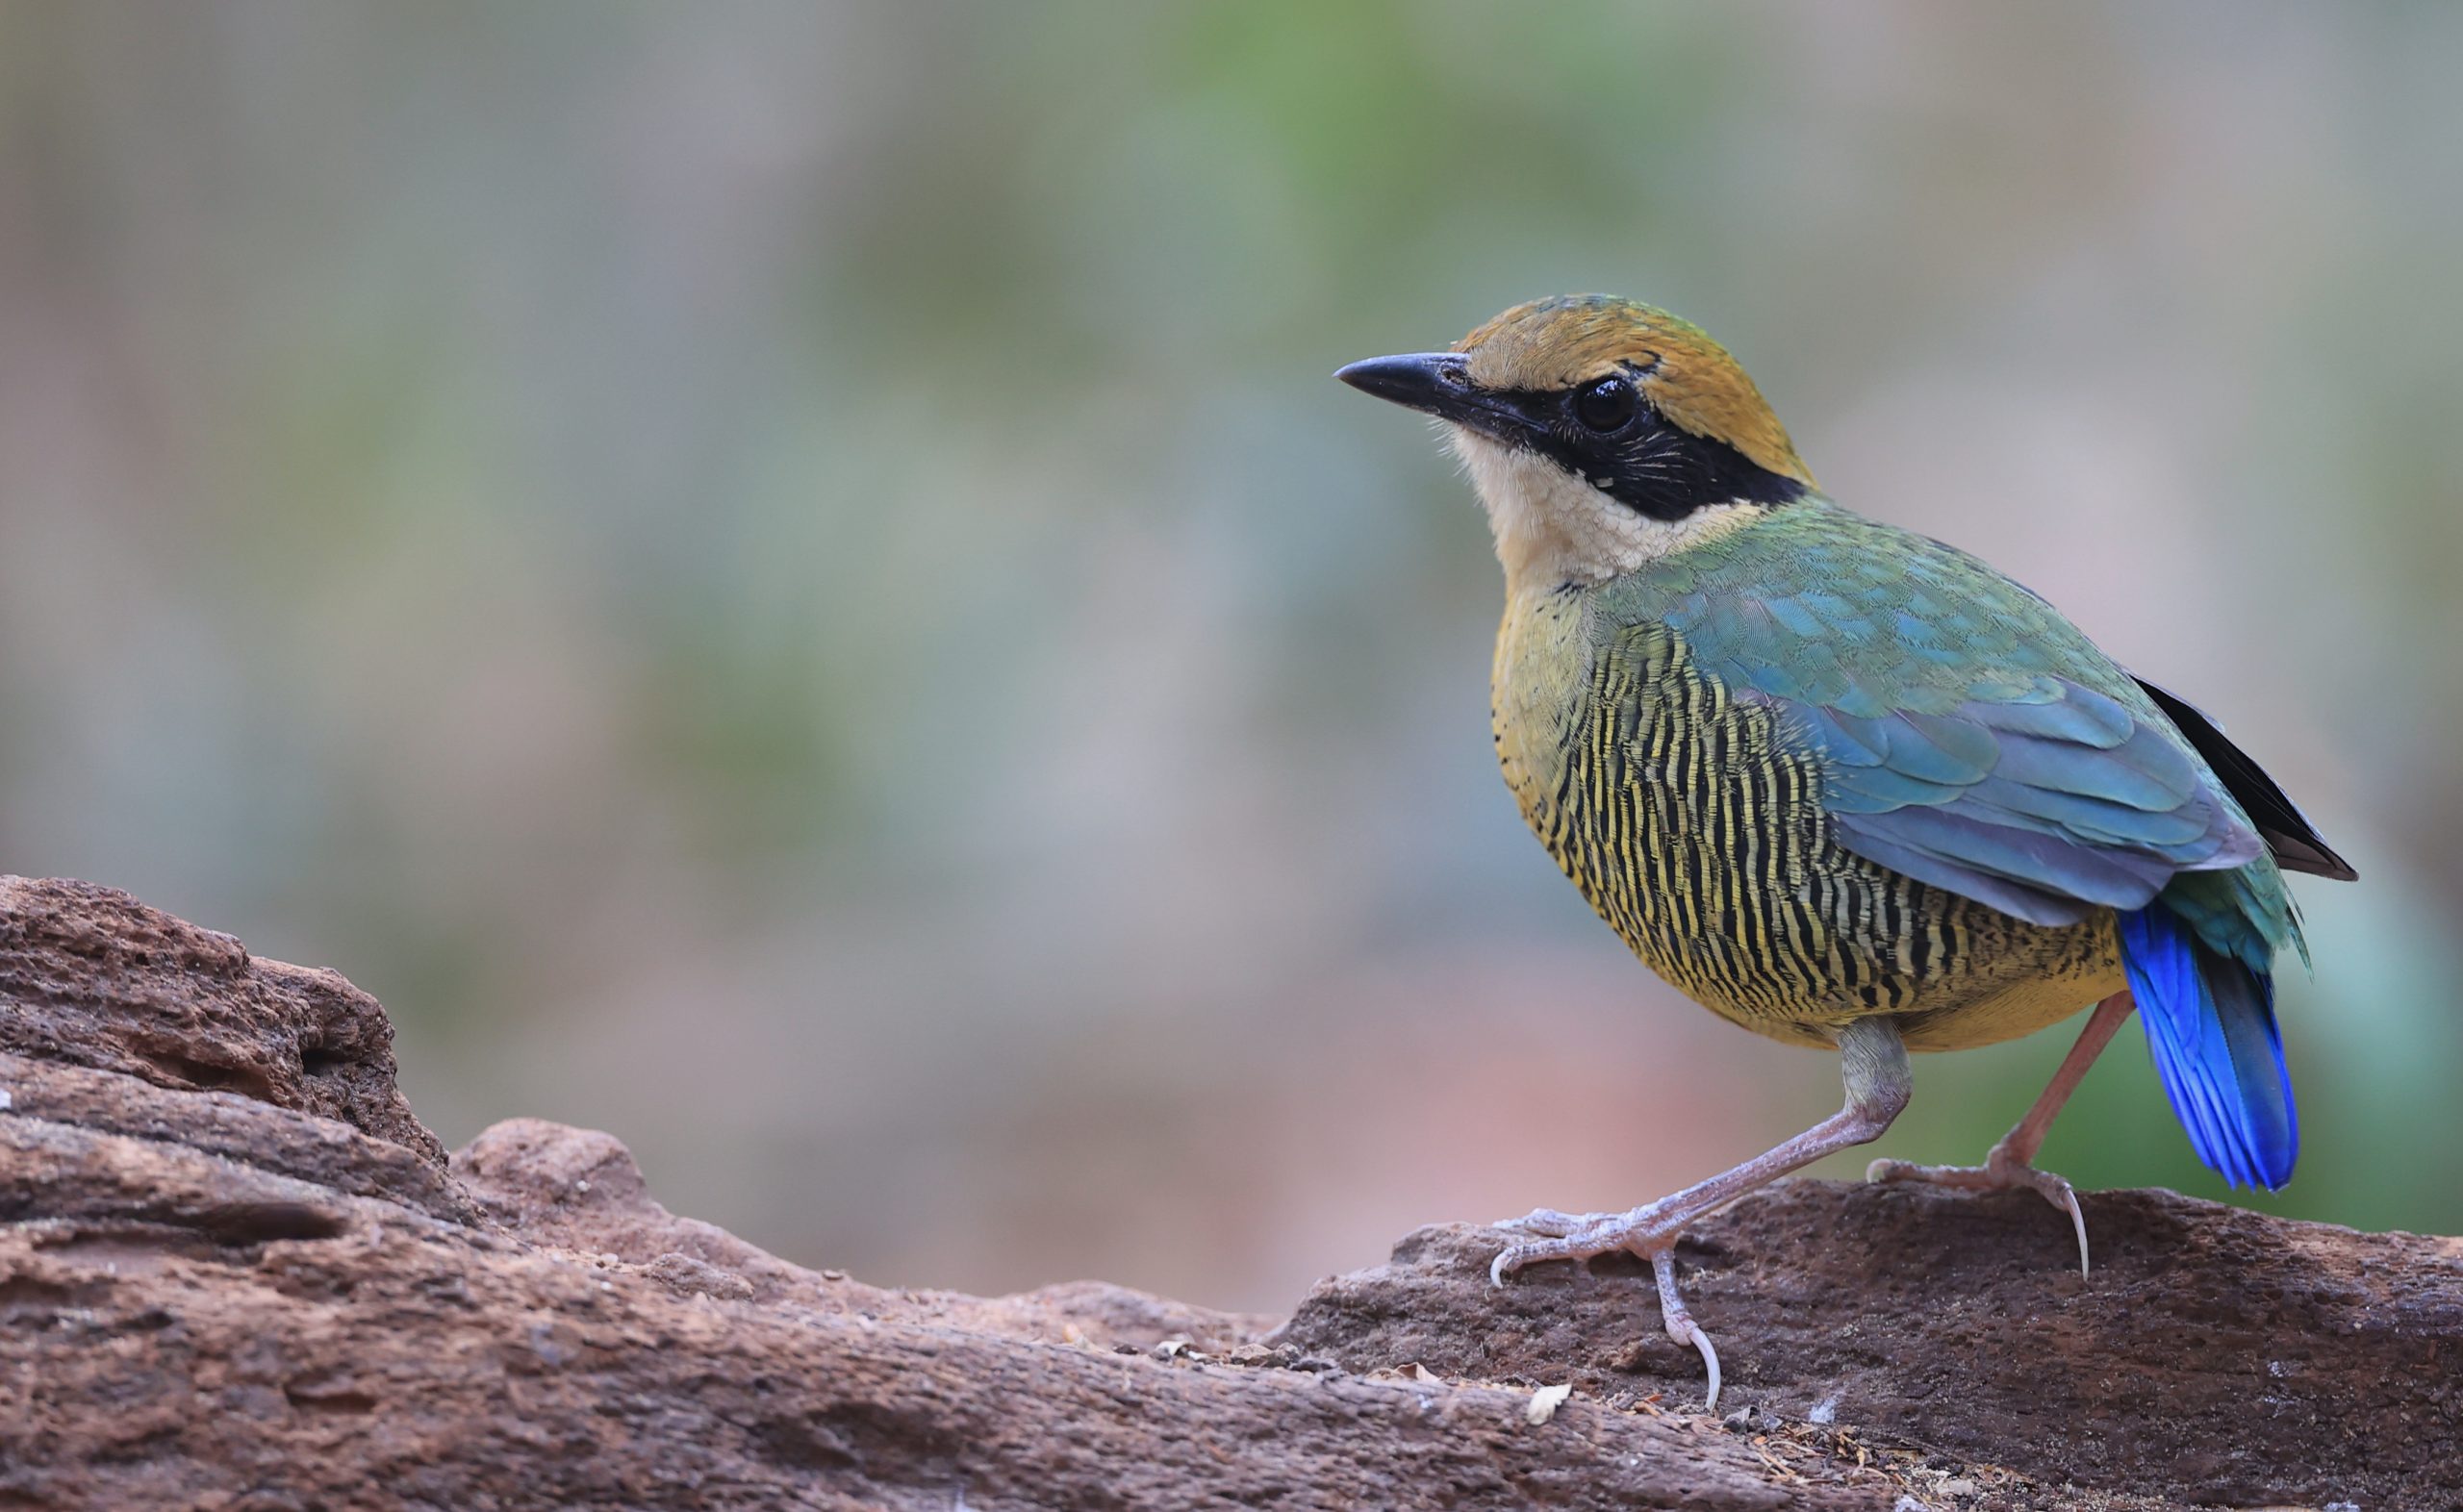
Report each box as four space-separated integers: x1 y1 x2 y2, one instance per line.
1864 1150 2094 1275
1492 1206 1610 1239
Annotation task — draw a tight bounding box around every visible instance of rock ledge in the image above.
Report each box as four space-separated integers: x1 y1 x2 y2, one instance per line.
2 876 2453 1510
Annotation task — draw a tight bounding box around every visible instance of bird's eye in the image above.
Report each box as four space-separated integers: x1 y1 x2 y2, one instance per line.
1573 375 1638 432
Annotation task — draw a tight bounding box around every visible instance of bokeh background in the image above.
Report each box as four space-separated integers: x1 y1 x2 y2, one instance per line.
3 1 2458 1314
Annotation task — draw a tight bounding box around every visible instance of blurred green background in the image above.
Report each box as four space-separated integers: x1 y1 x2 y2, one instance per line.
2 1 2457 1313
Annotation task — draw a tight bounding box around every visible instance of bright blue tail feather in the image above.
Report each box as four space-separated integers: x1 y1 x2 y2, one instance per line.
2118 903 2298 1190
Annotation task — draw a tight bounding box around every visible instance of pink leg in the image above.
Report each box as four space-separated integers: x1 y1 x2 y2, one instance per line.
1867 990 2136 1275
1490 1016 1912 1410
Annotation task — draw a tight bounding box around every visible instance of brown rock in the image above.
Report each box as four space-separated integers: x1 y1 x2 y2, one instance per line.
1278 1198 2463 1509
0 872 2453 1510
0 875 445 1169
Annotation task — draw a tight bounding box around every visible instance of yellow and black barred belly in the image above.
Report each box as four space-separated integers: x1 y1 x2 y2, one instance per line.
1492 591 2122 1051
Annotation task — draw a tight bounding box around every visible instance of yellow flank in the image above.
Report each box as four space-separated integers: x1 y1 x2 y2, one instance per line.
1459 296 1815 490
1493 588 2123 1052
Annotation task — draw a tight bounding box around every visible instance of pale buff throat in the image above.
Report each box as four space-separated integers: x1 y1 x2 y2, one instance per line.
1448 429 1769 591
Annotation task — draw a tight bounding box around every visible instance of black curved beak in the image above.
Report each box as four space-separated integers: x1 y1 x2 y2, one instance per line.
1334 352 1524 442
1334 352 1467 410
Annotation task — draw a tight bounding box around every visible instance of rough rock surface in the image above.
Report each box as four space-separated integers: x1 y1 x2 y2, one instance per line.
1281 1202 2463 1510
0 875 2453 1510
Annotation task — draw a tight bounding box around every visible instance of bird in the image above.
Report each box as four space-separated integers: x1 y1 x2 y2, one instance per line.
1335 294 2355 1409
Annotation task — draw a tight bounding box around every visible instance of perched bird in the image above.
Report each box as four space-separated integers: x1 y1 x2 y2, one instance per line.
1336 295 2354 1407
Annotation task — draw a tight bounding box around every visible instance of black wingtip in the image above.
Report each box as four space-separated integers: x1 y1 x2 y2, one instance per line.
2262 834 2359 883
2134 676 2357 883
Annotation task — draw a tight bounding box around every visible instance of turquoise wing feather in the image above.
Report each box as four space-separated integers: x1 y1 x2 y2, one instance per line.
1602 502 2279 942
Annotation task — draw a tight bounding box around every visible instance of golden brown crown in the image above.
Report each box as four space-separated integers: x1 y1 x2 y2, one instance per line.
1457 296 1812 488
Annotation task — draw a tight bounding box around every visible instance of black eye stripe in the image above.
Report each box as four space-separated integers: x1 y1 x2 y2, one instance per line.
1477 385 1806 522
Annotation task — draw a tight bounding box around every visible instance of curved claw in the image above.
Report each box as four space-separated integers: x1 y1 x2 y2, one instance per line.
1497 1229 1721 1410
1489 1233 1586 1286
2050 1177 2090 1278
1867 1153 2093 1277
1651 1249 1720 1412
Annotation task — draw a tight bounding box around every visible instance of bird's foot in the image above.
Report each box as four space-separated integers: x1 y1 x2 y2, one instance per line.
1486 1200 1722 1411
1488 1200 1675 1282
1866 1143 2092 1276
1491 1205 1617 1239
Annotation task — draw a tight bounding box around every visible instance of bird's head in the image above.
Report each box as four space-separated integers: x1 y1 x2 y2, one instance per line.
1338 295 1814 589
